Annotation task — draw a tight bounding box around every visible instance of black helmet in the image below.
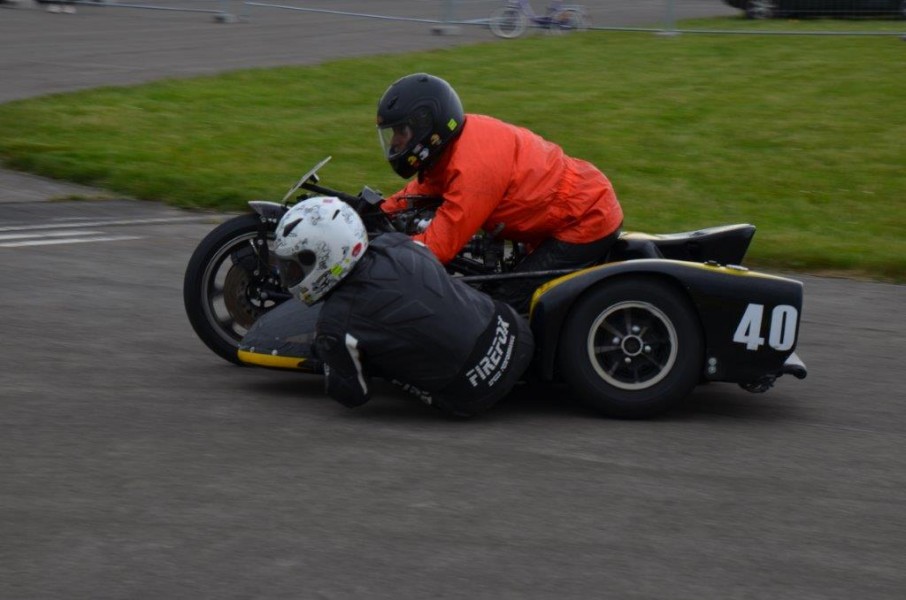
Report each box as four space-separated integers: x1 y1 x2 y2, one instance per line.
376 73 465 179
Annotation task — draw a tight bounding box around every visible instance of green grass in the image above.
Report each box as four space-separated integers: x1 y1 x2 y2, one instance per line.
677 15 906 33
0 21 903 281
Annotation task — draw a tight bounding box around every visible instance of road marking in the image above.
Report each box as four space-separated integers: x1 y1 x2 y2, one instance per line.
0 214 224 248
0 215 221 233
0 230 103 241
0 235 144 248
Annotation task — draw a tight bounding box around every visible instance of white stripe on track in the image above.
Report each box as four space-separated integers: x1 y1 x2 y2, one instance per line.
0 235 144 248
0 230 102 241
0 215 220 233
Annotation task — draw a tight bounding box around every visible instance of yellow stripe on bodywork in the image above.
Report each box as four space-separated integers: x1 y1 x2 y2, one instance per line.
528 260 795 317
237 349 309 370
529 268 590 318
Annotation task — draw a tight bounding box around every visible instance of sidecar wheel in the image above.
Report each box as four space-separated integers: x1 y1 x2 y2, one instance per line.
183 213 284 365
558 277 703 418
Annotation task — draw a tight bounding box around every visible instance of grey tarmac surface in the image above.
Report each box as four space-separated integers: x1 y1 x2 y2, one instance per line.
1 2 904 599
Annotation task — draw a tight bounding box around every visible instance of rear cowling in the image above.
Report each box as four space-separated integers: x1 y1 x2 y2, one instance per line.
529 259 804 386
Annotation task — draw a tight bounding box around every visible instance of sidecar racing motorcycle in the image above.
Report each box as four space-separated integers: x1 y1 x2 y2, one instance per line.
184 158 807 418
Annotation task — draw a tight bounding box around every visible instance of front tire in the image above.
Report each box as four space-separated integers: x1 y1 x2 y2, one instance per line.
557 277 704 418
183 213 285 365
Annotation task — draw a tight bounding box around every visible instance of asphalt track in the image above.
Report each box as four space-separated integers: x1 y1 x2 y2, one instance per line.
1 2 904 599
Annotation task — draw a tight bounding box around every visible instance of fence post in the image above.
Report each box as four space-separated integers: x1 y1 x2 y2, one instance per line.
431 0 461 35
656 0 680 36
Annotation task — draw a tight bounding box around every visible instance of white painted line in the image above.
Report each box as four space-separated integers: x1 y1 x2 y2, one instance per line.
0 235 145 248
0 230 102 241
0 215 222 233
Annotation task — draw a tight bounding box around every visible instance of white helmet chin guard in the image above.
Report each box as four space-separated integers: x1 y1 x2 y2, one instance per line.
273 197 368 305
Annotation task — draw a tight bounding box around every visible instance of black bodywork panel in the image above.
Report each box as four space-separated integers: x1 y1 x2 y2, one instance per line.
530 259 804 385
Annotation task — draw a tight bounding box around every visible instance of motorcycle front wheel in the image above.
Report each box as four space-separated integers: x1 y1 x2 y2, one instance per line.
183 213 286 365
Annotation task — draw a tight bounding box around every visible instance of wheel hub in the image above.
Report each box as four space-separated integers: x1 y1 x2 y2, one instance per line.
621 334 644 356
588 301 679 391
222 264 269 329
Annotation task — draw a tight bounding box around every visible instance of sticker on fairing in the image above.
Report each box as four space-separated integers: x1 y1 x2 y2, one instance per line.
733 303 798 351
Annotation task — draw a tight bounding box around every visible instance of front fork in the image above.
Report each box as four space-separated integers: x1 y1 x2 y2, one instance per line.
247 200 290 302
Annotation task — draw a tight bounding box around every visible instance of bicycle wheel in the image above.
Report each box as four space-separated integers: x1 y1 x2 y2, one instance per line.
490 7 527 39
552 8 589 34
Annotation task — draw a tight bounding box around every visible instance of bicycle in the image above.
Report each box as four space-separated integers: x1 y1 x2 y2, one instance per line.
489 0 590 39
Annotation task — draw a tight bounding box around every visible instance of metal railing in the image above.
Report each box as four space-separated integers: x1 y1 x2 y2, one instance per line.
23 0 906 36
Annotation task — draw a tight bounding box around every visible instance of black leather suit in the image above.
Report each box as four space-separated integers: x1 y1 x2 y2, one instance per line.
313 233 534 415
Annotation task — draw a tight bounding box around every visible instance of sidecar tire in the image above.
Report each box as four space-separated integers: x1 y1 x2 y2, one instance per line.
183 213 277 365
557 277 704 419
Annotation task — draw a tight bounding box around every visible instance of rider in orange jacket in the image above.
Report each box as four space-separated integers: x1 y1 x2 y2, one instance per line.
377 73 623 312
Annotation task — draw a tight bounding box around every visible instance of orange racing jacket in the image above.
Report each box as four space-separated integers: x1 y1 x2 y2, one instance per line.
381 114 623 264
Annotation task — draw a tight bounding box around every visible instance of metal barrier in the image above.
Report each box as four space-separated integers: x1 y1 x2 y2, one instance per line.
25 0 906 36
32 0 241 21
26 0 479 26
242 1 458 25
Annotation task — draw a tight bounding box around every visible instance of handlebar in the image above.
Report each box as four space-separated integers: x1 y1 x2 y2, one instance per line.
298 181 397 234
280 160 518 278
294 180 448 239
291 176 516 276
299 181 363 208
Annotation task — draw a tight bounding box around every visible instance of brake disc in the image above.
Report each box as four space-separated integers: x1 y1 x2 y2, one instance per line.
222 264 266 329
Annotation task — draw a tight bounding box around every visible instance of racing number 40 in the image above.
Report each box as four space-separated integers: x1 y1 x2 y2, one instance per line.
733 303 798 351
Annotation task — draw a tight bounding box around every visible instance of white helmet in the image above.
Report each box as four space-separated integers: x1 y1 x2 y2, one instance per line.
274 196 369 305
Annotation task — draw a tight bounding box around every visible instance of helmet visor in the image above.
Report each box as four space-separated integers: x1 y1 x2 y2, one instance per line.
378 107 433 159
277 250 316 289
378 124 414 159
